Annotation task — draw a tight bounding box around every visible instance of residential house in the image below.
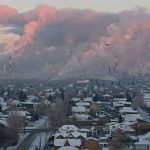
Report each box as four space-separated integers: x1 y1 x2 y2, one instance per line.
84 137 99 150
110 123 134 142
72 106 89 121
54 125 87 150
143 93 150 108
135 132 150 150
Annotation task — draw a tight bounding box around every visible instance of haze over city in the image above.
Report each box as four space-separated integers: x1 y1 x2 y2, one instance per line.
0 0 150 79
0 1 150 150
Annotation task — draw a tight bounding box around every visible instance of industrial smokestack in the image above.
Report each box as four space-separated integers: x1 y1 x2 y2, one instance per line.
115 56 118 70
8 55 12 75
3 64 6 79
108 66 111 75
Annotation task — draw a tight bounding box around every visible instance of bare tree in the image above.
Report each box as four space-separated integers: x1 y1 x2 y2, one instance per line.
48 98 65 128
48 103 58 127
7 113 23 129
5 113 23 146
36 100 46 117
131 94 144 109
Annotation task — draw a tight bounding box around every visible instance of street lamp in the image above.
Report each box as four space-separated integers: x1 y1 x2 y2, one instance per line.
23 121 27 134
39 133 41 150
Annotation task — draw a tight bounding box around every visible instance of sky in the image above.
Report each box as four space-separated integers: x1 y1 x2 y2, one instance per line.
0 0 150 79
1 0 150 12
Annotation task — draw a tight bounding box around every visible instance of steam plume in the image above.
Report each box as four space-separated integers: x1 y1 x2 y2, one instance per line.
0 5 150 79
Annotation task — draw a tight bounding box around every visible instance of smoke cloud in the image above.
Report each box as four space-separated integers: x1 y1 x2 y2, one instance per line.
0 5 150 79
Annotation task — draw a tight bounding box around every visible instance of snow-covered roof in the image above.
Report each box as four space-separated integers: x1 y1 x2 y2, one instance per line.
110 123 135 132
55 131 87 139
113 101 131 107
0 119 8 127
58 146 79 150
135 140 150 145
54 139 66 146
72 98 80 102
103 94 111 97
84 97 93 102
144 93 150 99
0 99 8 111
100 137 109 140
27 95 38 100
73 114 89 121
9 111 30 117
44 88 53 92
76 102 90 107
72 106 87 113
119 107 138 114
19 101 35 104
135 133 150 146
0 97 4 102
68 139 82 146
58 125 79 133
124 114 141 122
86 137 98 141
80 128 91 132
114 98 127 101
144 132 150 139
77 80 89 84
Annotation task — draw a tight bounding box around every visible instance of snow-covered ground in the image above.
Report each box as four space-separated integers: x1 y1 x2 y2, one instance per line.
7 116 49 150
28 117 52 150
7 133 29 150
25 116 49 129
29 132 52 150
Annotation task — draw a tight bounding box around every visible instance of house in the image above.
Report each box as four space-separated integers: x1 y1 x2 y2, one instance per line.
119 107 140 121
131 118 150 131
111 127 127 142
124 113 141 122
58 146 79 150
54 139 82 150
76 102 90 108
113 101 131 109
103 94 112 101
80 128 91 136
72 106 89 121
84 97 93 102
84 137 99 150
135 132 150 150
138 107 150 121
99 137 109 150
120 107 138 114
0 97 8 112
18 101 37 114
54 125 87 150
71 98 80 106
58 125 79 132
143 93 150 107
109 123 135 142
